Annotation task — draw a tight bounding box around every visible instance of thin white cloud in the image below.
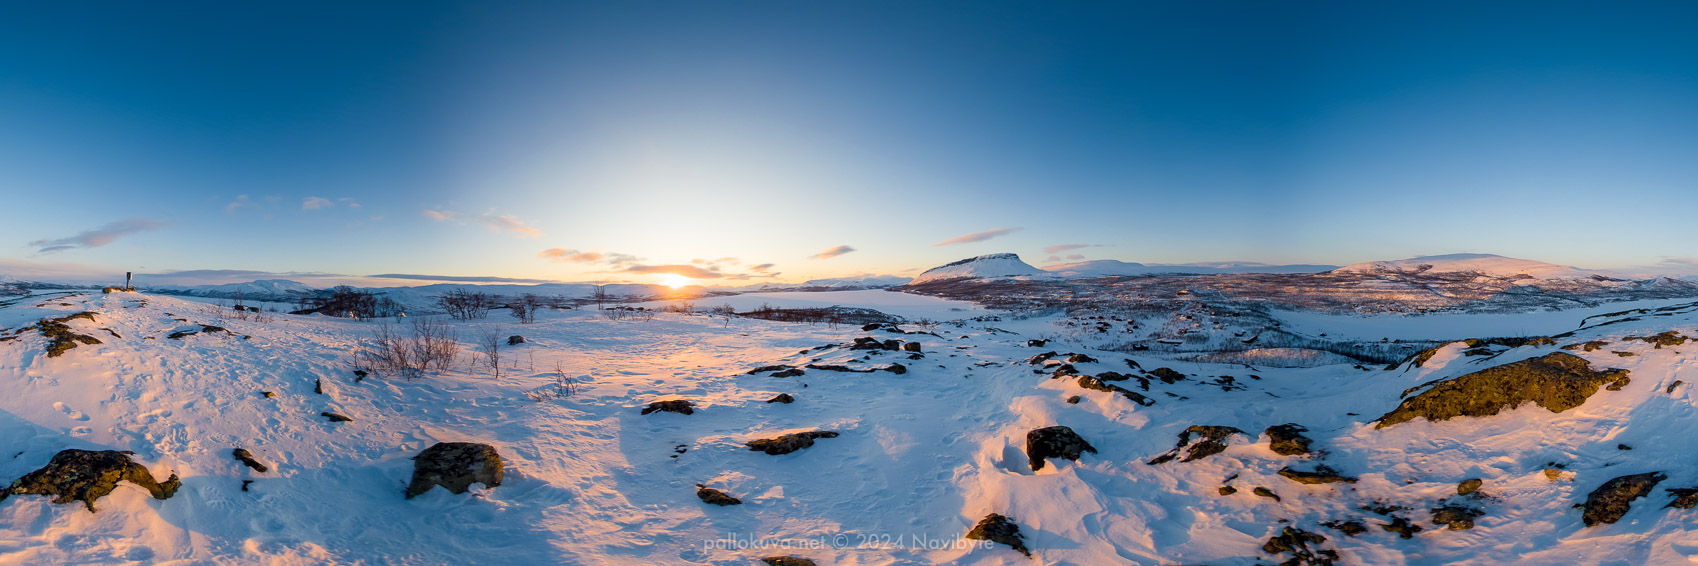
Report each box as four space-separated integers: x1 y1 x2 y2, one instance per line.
29 218 168 254
934 227 1020 247
813 245 856 259
424 209 542 238
225 194 254 214
302 197 334 211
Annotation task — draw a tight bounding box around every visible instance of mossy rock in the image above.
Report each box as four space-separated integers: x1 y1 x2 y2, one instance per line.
965 513 1030 557
746 431 838 455
406 442 504 499
1320 520 1366 536
1624 331 1689 348
641 400 695 415
32 313 102 358
1457 478 1483 495
1148 367 1187 383
1580 472 1665 526
1147 425 1244 465
1264 423 1313 456
1253 487 1280 501
1380 516 1422 539
1665 487 1698 509
2 449 179 512
1376 353 1629 428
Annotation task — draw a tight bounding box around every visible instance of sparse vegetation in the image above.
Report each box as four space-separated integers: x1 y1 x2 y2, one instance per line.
436 290 495 320
353 318 460 380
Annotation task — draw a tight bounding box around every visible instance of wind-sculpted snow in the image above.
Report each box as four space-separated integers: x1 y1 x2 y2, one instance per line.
3 290 1698 564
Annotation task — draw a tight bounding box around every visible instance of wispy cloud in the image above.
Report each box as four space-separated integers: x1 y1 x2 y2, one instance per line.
812 245 856 259
539 248 606 263
934 227 1020 247
225 194 255 213
424 209 542 238
749 263 775 272
1043 243 1099 254
366 273 561 284
302 196 334 210
30 218 168 254
624 264 724 279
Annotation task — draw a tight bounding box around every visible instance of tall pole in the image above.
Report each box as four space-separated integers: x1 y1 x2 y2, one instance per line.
125 272 132 291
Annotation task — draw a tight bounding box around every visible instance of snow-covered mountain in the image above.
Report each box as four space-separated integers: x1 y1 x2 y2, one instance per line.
1334 253 1598 280
1045 259 1337 277
144 279 318 301
909 253 1048 285
796 275 912 289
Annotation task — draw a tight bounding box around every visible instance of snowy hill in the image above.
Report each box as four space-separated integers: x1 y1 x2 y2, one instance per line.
795 275 912 289
1045 259 1336 277
909 253 1047 284
1334 253 1598 280
144 279 317 301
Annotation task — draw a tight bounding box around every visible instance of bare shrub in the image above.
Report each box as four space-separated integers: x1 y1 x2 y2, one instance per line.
474 327 503 378
437 290 495 320
355 317 459 379
509 293 541 324
525 361 581 402
295 286 403 319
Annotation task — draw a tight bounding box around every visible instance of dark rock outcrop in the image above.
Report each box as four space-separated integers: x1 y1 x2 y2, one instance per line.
1026 426 1097 471
1147 425 1244 465
746 431 839 455
33 312 102 357
232 449 268 473
1 449 180 512
642 400 695 415
747 365 794 375
406 442 504 499
1431 505 1484 530
1666 487 1698 509
1148 367 1187 383
1380 516 1422 539
321 411 353 422
1377 353 1630 428
767 393 795 404
1580 472 1665 526
507 335 525 345
1320 520 1366 536
1264 423 1313 456
1457 478 1483 495
1262 526 1337 566
761 557 817 566
1278 465 1358 484
1253 487 1280 501
965 513 1030 557
696 484 742 506
1076 375 1154 406
771 368 805 378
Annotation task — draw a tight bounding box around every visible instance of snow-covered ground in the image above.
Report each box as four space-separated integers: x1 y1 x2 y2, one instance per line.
639 290 987 321
4 290 1698 564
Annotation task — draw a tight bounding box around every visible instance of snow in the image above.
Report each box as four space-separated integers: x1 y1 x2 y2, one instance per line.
1333 253 1599 280
909 254 1047 285
1044 259 1336 277
639 289 986 321
4 289 1698 564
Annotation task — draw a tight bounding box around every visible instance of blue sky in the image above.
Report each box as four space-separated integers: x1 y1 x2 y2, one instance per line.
4 2 1698 285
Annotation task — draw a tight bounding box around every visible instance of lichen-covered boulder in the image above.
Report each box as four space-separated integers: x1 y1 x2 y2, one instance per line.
1580 472 1665 526
1026 426 1097 471
406 442 504 499
1262 526 1336 566
1377 353 1629 428
761 557 817 566
1 449 180 512
1278 465 1358 484
696 484 741 506
965 513 1030 557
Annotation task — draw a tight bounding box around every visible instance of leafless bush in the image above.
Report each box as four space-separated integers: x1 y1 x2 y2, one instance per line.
474 327 503 377
525 361 581 402
710 304 736 327
355 317 459 379
437 289 495 320
509 293 542 324
593 285 610 310
663 301 696 314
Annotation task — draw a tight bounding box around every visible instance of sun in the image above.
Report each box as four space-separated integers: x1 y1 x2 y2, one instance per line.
656 274 692 289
